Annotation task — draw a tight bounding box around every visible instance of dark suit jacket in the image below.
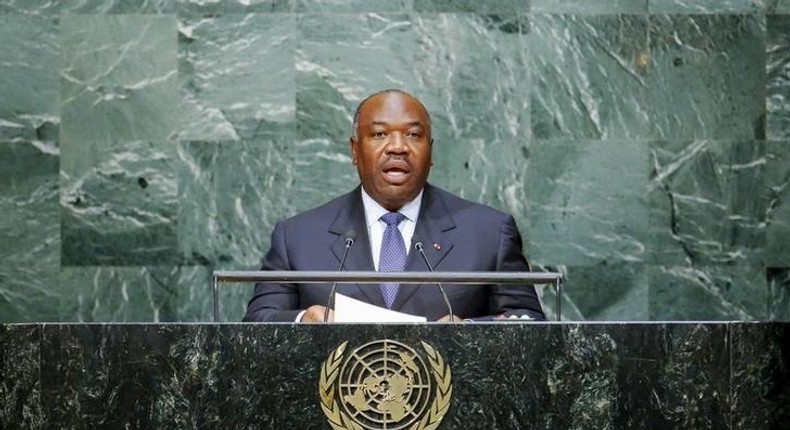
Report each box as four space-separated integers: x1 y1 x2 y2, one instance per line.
243 183 545 322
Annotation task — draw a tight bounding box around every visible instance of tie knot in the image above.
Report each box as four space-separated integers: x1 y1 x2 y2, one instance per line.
380 212 405 226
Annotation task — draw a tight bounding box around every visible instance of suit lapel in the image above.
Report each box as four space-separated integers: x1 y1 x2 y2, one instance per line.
393 184 456 310
328 187 386 307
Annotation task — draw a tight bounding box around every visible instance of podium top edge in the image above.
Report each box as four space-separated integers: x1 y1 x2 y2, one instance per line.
211 270 563 284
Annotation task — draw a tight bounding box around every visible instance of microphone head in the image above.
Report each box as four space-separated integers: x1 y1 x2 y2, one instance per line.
412 236 424 251
344 230 356 246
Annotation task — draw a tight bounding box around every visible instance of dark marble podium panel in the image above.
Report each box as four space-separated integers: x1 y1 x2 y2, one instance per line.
1 323 788 429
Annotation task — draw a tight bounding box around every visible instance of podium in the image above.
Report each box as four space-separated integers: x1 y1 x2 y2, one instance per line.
2 322 788 428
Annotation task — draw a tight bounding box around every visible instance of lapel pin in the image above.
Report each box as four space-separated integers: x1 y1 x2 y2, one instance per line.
433 243 441 251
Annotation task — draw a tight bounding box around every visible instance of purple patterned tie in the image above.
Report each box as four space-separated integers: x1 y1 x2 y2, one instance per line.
379 212 406 308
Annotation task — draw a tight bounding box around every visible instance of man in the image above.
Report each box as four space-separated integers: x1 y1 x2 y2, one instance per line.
243 89 544 322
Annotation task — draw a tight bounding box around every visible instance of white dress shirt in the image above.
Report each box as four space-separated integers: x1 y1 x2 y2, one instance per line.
360 186 423 269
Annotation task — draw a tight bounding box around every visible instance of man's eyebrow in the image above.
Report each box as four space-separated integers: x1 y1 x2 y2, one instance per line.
367 121 425 128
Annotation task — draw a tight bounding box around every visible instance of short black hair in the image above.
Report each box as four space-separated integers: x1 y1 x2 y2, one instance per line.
351 89 431 139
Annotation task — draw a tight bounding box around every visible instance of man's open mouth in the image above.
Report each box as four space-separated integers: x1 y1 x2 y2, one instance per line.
381 164 411 184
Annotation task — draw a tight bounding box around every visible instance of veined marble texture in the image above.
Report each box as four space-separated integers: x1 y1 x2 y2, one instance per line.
650 0 767 13
0 143 60 323
547 263 650 321
525 140 649 266
60 140 179 266
414 14 531 142
178 13 295 141
0 15 59 143
2 323 788 427
60 14 179 144
768 268 790 321
649 265 768 320
530 14 650 140
296 13 417 144
413 0 530 13
768 15 790 140
766 142 790 265
730 322 790 428
0 0 291 14
648 14 766 140
412 13 533 220
546 262 772 321
0 5 788 323
0 325 43 429
296 0 413 13
0 0 175 14
532 0 647 13
649 140 766 266
59 266 180 322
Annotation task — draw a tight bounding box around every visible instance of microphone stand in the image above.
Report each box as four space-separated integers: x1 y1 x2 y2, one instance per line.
324 235 355 322
414 241 455 322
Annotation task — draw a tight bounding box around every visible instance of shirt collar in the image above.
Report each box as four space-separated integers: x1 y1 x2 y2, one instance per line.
360 186 423 228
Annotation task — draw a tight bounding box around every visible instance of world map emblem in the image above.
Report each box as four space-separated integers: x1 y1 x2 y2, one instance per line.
319 339 452 430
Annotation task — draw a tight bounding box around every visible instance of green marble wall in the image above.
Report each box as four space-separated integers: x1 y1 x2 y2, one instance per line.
1 0 789 322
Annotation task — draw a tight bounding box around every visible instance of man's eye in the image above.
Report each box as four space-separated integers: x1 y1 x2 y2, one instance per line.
373 131 386 138
407 132 421 138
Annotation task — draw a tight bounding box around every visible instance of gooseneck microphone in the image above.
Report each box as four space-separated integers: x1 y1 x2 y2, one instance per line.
413 237 454 322
324 231 356 322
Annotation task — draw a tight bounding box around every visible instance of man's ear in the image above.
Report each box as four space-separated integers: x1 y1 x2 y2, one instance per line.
350 137 358 165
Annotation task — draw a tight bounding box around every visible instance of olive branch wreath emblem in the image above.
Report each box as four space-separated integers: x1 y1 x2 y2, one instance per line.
318 340 452 430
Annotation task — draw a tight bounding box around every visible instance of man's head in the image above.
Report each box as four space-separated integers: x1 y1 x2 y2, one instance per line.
350 89 433 212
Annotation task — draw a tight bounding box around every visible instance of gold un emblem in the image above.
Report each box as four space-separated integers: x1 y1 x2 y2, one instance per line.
319 339 452 430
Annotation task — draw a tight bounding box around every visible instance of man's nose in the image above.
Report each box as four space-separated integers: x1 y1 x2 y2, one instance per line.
386 132 408 153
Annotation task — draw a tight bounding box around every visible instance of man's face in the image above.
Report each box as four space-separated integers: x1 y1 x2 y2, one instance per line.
351 92 433 211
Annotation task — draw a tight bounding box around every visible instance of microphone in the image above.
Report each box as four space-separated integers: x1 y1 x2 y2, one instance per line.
324 231 356 322
413 237 454 322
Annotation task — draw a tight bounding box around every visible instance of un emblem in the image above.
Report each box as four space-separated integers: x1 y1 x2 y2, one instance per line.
318 339 452 430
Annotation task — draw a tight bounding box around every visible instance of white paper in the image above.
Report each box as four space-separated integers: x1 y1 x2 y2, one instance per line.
334 293 427 323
